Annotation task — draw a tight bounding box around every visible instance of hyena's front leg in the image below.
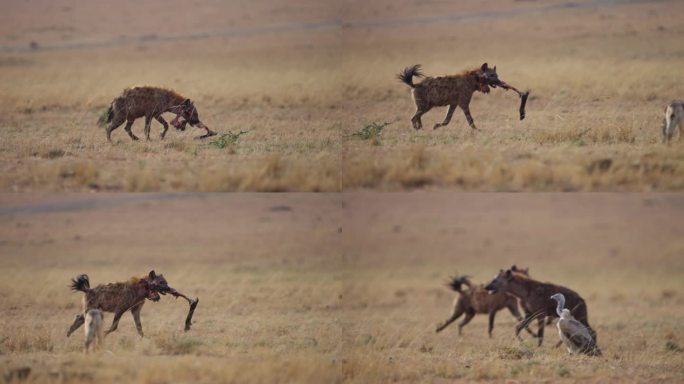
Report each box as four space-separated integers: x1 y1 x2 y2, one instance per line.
124 119 139 141
433 105 456 130
461 104 478 130
156 116 170 140
130 303 144 337
66 313 85 337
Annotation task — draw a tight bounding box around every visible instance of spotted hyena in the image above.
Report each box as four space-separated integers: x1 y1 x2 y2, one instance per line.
662 100 684 143
101 86 216 142
398 63 500 130
84 309 103 353
66 271 170 338
435 275 524 337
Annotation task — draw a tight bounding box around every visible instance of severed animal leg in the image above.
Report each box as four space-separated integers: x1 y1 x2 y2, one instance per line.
494 80 530 121
161 287 199 331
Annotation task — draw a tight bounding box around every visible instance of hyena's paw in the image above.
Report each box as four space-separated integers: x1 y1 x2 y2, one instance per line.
433 123 442 130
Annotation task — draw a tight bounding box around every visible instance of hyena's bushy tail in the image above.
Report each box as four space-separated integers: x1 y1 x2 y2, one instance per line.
97 104 114 128
397 64 423 88
70 274 90 292
446 275 470 293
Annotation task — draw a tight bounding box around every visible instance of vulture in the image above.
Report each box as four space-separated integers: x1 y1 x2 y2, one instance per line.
550 293 602 356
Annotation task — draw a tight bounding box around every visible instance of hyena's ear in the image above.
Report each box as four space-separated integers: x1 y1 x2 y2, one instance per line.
493 65 497 73
148 270 157 279
181 99 193 107
504 269 512 278
481 62 489 72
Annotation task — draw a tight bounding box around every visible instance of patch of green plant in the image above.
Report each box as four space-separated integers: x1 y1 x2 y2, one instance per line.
666 341 683 352
571 128 592 146
208 130 249 149
351 121 392 141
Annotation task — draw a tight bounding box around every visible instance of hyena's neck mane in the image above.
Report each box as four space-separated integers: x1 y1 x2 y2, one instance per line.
162 88 186 102
459 68 482 84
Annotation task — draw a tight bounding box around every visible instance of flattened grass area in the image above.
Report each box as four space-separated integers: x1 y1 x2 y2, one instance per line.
1 1 684 191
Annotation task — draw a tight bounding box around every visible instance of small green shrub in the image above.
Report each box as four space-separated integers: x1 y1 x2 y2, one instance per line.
208 130 249 149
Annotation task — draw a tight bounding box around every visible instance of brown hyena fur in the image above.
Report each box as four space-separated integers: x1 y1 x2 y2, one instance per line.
84 309 104 353
485 268 596 346
100 86 216 142
66 270 169 338
435 275 524 337
398 63 500 130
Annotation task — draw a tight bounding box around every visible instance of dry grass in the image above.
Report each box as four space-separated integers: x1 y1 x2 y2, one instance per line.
0 194 344 383
1 1 684 191
0 193 683 383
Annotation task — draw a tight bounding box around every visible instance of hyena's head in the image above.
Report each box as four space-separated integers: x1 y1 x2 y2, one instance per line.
143 270 170 301
179 99 201 126
484 269 513 294
477 63 501 93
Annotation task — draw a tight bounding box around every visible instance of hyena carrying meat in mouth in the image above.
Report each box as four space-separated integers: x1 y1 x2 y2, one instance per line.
66 270 199 338
100 86 216 142
397 63 529 130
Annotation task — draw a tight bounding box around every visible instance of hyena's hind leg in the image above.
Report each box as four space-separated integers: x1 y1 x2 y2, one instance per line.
433 105 456 130
144 115 153 141
156 116 170 140
411 107 429 130
124 119 139 141
66 313 85 337
104 309 126 336
435 300 465 333
106 114 126 143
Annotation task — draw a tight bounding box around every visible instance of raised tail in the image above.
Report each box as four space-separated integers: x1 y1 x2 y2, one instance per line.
70 274 90 292
446 275 471 293
397 64 423 88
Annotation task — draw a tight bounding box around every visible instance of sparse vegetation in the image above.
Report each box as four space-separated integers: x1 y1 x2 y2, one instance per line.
207 130 249 149
351 121 392 144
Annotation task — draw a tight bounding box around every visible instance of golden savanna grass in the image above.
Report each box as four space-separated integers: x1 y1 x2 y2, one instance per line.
1 0 684 191
0 194 344 383
1 193 683 383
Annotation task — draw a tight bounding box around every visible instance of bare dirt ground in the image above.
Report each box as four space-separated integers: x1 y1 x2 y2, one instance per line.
1 0 684 191
0 193 683 383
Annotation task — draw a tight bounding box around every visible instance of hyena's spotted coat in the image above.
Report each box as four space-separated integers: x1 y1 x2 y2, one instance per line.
398 63 500 130
102 86 216 142
67 271 169 338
